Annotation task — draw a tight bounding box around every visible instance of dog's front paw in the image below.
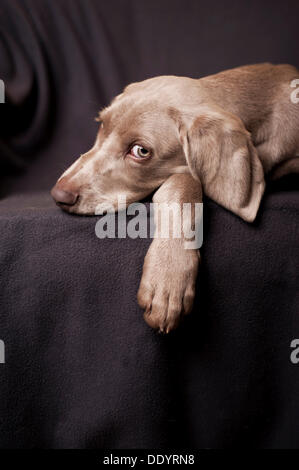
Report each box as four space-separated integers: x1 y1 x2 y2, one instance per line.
137 239 199 333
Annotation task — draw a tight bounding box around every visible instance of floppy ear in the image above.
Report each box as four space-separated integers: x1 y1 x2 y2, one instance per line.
180 106 265 222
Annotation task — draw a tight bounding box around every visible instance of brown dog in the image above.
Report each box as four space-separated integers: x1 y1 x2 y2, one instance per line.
51 63 299 332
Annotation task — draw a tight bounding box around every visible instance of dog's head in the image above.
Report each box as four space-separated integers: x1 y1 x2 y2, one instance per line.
51 75 265 221
51 77 190 215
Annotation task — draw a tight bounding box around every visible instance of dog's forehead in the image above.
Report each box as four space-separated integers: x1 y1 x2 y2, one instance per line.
107 97 159 118
101 98 173 137
100 75 196 126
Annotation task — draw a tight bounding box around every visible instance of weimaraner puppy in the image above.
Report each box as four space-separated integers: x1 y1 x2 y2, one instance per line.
51 63 299 333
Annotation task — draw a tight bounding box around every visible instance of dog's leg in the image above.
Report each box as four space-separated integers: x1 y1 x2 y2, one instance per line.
137 173 202 333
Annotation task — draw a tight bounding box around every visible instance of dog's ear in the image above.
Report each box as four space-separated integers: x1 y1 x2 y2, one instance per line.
179 106 265 222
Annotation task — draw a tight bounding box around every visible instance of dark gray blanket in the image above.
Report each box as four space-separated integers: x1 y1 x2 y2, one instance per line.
0 0 299 448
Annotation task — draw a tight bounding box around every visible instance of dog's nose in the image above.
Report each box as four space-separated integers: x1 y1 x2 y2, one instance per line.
51 185 79 206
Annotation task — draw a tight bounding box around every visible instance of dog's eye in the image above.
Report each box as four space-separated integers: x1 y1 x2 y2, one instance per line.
130 145 150 159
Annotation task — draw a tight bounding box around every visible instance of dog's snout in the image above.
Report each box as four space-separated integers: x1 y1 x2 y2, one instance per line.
51 185 79 206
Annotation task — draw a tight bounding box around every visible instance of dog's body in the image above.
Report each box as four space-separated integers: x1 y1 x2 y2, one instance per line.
52 63 299 332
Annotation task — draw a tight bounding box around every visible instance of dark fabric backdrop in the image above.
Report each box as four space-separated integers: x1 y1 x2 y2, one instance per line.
0 0 299 448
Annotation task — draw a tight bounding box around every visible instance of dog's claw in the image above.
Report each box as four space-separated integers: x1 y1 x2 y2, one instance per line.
138 240 199 333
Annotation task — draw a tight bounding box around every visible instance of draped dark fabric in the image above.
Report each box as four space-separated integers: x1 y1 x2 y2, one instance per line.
0 0 298 448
